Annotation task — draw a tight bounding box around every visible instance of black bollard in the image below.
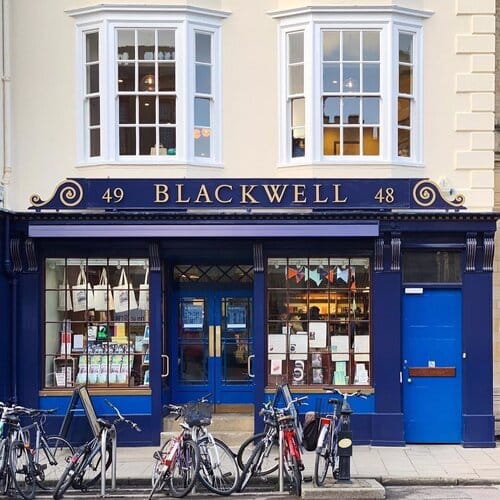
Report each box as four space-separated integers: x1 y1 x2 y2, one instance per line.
336 400 353 481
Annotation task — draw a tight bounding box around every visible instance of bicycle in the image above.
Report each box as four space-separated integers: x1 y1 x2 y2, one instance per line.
238 395 308 496
52 399 141 499
314 388 365 486
149 404 200 499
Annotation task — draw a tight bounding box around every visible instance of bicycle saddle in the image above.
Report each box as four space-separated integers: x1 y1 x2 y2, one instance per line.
97 418 113 429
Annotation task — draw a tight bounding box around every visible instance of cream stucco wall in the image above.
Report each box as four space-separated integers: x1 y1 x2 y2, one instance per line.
3 0 496 211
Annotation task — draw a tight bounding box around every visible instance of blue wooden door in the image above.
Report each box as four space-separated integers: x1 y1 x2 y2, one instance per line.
171 290 254 404
402 289 462 443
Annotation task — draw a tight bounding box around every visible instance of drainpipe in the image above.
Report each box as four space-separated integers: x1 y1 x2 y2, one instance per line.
1 0 11 207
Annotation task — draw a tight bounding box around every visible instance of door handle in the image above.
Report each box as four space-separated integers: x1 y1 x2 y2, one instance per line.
209 325 215 357
161 355 169 378
247 354 255 378
215 326 221 357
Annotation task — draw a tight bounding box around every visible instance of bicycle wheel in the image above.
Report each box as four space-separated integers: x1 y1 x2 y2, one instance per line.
314 425 330 487
78 443 112 489
237 431 279 475
168 439 200 498
237 439 266 492
36 436 74 489
0 438 10 495
150 439 172 493
282 437 302 497
9 440 36 500
53 451 87 500
197 436 239 495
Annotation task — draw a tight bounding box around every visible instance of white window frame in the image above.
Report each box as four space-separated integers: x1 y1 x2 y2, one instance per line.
272 6 431 167
69 5 228 167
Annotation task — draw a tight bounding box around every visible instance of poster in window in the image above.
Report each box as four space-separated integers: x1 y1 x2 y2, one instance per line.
309 321 327 348
183 304 204 329
227 306 246 329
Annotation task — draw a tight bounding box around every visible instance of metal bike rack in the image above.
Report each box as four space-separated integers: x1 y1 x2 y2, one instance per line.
100 426 117 497
278 427 284 493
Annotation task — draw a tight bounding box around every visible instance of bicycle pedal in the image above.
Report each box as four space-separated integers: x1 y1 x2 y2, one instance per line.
299 463 305 471
153 451 162 461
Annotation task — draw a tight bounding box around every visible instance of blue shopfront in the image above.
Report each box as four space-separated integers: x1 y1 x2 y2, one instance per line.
0 178 496 447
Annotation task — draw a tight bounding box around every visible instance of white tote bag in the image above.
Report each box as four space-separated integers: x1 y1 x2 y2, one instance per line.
93 268 114 312
58 269 72 311
113 268 138 313
138 268 149 311
72 268 95 312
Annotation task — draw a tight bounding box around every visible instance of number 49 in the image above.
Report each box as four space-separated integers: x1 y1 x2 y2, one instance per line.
102 187 124 204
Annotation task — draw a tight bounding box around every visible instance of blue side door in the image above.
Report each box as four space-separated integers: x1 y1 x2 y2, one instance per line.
171 289 254 404
402 289 462 443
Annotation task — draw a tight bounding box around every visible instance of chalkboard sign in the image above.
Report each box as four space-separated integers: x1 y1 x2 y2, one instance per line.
59 385 101 439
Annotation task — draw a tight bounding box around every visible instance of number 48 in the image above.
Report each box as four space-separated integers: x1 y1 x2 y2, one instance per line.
374 187 394 204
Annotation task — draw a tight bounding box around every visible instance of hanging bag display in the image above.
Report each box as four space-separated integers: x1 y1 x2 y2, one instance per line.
58 269 72 311
138 267 149 311
113 268 138 313
93 268 114 312
72 267 94 312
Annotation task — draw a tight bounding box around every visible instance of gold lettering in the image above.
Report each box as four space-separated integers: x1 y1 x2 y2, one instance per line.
332 184 348 203
293 184 307 203
214 184 233 204
194 184 213 204
154 184 169 203
240 185 259 204
313 184 328 203
176 184 190 203
262 184 288 203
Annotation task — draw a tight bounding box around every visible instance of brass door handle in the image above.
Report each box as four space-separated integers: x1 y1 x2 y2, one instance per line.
161 355 169 378
209 326 215 357
215 326 221 357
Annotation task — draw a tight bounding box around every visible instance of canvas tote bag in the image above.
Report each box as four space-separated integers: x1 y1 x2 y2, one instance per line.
58 269 72 311
113 268 138 313
94 268 114 312
72 267 94 312
138 267 149 311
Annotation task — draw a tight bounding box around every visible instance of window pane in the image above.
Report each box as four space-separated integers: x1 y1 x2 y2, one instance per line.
139 96 156 124
117 30 135 60
119 127 136 155
363 127 379 155
159 96 176 124
158 63 175 91
398 98 411 126
291 98 304 127
323 97 340 124
118 63 135 91
194 131 210 158
89 97 100 126
398 129 410 157
399 33 413 63
289 32 304 64
86 32 98 63
139 64 155 91
343 97 360 124
403 252 461 283
343 64 360 92
323 127 340 155
90 129 100 157
119 96 136 124
399 64 412 94
196 32 211 63
343 128 360 155
196 64 211 94
160 127 176 152
138 29 155 60
343 32 360 61
289 64 304 95
292 128 305 158
323 31 340 61
158 30 175 60
87 65 99 94
194 97 210 127
363 97 379 124
363 63 380 92
139 127 156 155
363 32 379 61
323 63 340 92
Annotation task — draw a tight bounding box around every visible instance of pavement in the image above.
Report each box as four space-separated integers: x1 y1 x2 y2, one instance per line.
113 443 500 486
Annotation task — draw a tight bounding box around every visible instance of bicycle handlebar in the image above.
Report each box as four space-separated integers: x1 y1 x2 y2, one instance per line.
104 400 142 432
322 387 368 399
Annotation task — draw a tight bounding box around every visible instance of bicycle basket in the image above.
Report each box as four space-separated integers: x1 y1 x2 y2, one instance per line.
184 402 212 427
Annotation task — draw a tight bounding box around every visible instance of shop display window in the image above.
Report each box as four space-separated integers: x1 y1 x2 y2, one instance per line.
44 258 150 390
267 257 371 388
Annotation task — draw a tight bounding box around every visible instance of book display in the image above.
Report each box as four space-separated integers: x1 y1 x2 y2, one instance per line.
44 258 150 389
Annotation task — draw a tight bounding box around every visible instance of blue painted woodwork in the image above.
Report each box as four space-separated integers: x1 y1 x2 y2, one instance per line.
403 290 462 443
